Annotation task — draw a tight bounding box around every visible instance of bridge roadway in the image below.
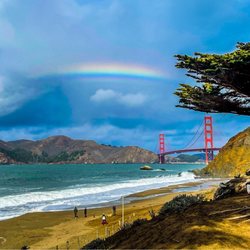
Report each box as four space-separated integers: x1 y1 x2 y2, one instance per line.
159 147 221 156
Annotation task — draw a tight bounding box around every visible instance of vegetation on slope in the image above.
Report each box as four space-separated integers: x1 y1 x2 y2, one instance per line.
0 135 158 164
83 192 250 249
0 147 85 163
199 127 250 177
0 135 207 164
176 153 205 162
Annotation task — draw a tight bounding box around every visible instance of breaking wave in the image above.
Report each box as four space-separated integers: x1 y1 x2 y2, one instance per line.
0 171 197 220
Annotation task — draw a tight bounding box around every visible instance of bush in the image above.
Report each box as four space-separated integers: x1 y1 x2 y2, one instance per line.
21 246 30 250
81 238 107 249
119 219 147 231
119 222 132 231
160 194 206 215
131 218 147 226
148 208 156 219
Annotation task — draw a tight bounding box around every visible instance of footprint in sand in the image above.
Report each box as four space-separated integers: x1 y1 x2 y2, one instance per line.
0 237 6 245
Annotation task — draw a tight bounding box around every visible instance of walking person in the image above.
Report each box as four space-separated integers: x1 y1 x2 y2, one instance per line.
74 206 78 219
101 214 108 225
84 207 87 218
112 205 116 216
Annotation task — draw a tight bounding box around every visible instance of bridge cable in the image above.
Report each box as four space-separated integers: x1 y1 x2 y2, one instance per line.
186 128 204 149
182 120 204 150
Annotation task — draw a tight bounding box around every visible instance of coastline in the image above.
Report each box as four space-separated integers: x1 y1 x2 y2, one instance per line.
0 178 221 249
0 164 207 221
0 161 205 165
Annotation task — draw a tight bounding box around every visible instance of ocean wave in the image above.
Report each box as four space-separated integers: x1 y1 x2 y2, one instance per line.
0 172 197 220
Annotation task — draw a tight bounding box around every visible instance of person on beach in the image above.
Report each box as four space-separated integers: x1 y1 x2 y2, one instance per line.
74 206 78 218
102 214 108 225
84 207 87 217
112 205 116 216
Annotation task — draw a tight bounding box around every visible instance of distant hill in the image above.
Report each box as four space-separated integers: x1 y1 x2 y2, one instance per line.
0 136 159 164
199 127 250 177
174 153 205 163
0 135 208 164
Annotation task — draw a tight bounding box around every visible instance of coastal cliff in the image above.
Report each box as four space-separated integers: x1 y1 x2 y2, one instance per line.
200 127 250 177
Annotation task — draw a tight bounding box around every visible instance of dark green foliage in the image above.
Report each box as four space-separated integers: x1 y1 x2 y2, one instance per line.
0 147 85 163
0 148 34 163
177 153 205 162
119 222 133 231
81 238 107 249
20 246 30 250
160 194 206 215
120 219 147 231
148 208 156 219
131 218 147 226
175 42 250 115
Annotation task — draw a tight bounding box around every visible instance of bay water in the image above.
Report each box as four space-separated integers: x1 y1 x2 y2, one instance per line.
0 163 204 221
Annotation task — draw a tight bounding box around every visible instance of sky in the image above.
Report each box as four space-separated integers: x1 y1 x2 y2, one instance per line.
0 0 249 152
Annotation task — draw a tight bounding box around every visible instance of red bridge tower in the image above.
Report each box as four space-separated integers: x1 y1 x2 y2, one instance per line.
159 134 165 164
204 116 214 165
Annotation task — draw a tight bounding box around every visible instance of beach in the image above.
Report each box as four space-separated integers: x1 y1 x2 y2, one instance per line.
0 163 206 221
0 180 219 249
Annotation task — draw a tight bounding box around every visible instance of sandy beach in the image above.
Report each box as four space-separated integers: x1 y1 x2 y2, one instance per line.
0 180 219 249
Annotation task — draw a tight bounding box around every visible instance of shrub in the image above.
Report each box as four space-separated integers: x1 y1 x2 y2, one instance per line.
131 218 147 226
160 194 206 215
21 246 30 250
83 219 148 249
148 208 156 219
119 222 132 231
119 218 147 231
81 238 107 249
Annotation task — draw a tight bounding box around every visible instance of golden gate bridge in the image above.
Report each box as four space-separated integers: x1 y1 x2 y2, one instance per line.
158 116 221 165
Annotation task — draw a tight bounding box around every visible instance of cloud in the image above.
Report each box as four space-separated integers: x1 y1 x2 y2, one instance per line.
0 85 72 127
0 0 249 151
0 0 15 47
0 122 175 151
90 89 117 102
90 89 147 107
0 115 247 152
0 75 45 116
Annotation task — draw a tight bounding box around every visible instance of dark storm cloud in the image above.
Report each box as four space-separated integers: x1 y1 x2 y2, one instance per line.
0 87 72 128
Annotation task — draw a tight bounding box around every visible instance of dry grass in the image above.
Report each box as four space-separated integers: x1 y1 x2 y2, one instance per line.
100 193 250 249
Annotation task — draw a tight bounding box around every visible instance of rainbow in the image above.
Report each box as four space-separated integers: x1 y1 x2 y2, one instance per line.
48 63 167 81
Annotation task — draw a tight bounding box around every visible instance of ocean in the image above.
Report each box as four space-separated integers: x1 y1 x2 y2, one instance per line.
0 163 204 221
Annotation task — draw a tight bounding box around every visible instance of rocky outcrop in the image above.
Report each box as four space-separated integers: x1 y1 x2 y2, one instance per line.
140 165 153 170
0 152 16 164
214 171 250 200
200 127 250 177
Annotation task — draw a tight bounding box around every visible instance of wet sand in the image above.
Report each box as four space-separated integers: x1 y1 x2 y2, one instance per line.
0 180 219 249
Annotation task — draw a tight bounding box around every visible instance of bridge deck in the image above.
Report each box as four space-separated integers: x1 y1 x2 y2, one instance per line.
160 147 221 156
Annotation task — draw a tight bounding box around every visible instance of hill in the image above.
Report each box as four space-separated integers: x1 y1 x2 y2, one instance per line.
174 153 205 163
0 136 207 165
84 192 250 249
0 136 158 164
199 127 250 177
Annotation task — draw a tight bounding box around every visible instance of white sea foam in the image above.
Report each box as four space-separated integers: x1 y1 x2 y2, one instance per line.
0 172 197 220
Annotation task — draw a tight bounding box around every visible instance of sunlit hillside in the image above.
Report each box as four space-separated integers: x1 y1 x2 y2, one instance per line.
201 127 250 177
